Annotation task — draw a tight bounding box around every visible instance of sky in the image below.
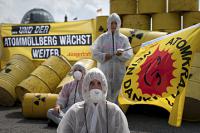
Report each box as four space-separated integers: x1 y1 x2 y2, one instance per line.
0 0 110 23
0 0 199 24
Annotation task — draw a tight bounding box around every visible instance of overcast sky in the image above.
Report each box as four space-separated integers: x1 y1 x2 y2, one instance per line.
0 0 199 24
0 0 109 23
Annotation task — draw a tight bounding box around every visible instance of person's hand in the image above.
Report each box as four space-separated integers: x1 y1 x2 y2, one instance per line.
53 105 61 114
116 49 124 56
105 53 112 61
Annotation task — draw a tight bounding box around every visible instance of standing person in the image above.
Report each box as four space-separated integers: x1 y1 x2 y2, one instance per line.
47 62 86 125
57 68 130 133
91 13 133 102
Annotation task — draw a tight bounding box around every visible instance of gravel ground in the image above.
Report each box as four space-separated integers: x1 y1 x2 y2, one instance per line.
0 104 200 133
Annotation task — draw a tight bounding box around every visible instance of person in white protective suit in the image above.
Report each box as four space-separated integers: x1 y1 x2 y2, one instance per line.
47 62 86 125
91 13 133 102
57 68 130 133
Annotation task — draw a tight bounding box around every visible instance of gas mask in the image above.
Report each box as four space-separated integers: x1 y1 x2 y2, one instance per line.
73 71 82 80
90 89 104 103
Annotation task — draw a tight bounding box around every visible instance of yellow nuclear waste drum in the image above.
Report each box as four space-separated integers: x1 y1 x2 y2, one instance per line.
42 55 71 80
138 0 166 14
183 52 200 121
0 26 3 61
96 16 108 39
152 13 181 31
22 93 58 118
31 65 61 92
15 75 50 102
183 11 200 28
0 54 35 106
110 0 137 15
55 75 74 94
168 0 199 12
120 28 167 54
7 54 35 73
56 59 97 93
122 15 150 30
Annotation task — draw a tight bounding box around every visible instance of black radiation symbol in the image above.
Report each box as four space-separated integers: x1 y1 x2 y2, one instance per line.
34 95 46 106
128 30 144 43
98 26 107 33
2 63 12 73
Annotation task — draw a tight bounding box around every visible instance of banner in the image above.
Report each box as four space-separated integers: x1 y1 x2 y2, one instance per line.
0 19 96 61
119 24 200 127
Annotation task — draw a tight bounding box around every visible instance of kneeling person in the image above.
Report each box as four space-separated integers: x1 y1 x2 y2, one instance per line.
47 63 86 125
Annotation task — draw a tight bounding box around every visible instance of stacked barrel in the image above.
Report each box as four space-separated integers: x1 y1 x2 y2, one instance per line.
183 53 200 121
109 0 200 33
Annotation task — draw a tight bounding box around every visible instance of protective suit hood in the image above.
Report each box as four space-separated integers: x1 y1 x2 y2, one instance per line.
82 68 108 102
71 62 86 77
107 13 121 33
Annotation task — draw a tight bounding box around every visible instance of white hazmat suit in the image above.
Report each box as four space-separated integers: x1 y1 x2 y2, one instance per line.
47 62 86 124
91 13 133 102
57 68 130 133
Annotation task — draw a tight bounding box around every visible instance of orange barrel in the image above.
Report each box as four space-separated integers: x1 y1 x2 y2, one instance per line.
152 13 181 32
138 0 166 14
120 28 167 54
56 59 97 93
96 16 108 39
42 55 71 80
183 11 200 28
122 15 150 30
110 0 137 15
168 0 199 12
15 75 50 102
0 55 35 106
183 52 200 121
22 93 58 118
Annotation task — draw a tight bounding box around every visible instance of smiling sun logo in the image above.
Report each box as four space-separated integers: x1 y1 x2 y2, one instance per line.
137 47 176 96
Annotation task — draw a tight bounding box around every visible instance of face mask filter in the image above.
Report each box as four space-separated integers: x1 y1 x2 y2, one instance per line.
73 71 82 80
90 89 104 103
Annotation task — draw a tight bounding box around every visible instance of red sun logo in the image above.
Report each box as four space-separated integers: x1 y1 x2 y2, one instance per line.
137 48 176 96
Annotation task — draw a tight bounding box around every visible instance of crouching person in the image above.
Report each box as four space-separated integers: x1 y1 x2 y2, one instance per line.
47 62 86 125
57 68 130 133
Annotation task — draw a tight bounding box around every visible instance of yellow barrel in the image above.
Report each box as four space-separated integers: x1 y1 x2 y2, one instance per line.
191 53 200 67
0 78 16 106
42 55 71 80
22 93 58 118
152 13 181 31
120 28 167 54
138 0 166 14
0 26 3 61
156 29 178 34
15 75 50 102
0 55 35 106
168 0 199 12
56 59 97 93
96 16 108 39
55 75 74 94
183 11 200 28
183 81 200 121
122 15 150 30
183 52 200 121
1 64 28 83
110 0 137 15
31 65 61 92
8 54 35 73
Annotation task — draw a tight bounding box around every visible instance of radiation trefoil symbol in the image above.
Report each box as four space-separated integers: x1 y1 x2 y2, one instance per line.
137 48 176 96
34 95 46 106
